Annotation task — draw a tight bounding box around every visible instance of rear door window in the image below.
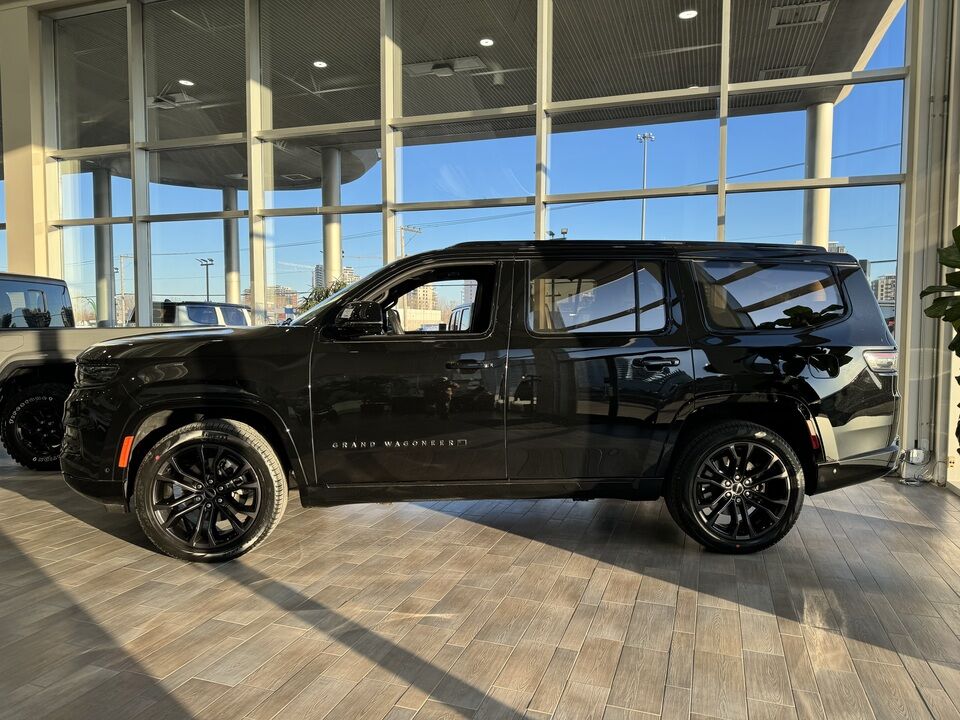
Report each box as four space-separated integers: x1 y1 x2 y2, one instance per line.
528 259 666 334
694 261 845 330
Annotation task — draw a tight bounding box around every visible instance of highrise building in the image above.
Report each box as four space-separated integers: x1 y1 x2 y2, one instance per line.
871 274 897 303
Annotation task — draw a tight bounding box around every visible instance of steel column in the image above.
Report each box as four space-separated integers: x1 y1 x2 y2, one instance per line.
92 167 115 325
223 187 240 304
803 102 835 248
321 147 343 285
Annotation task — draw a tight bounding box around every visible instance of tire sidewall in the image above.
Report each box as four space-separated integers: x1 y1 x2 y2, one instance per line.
134 426 280 562
677 427 805 553
3 387 67 468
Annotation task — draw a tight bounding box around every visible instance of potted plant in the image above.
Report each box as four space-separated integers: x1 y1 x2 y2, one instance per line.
296 276 352 314
922 224 960 450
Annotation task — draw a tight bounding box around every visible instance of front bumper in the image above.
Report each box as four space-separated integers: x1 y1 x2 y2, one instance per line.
62 472 126 510
814 443 900 494
61 382 139 510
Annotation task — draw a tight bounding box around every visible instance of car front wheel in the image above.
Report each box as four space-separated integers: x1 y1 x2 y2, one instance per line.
665 421 805 553
133 419 287 562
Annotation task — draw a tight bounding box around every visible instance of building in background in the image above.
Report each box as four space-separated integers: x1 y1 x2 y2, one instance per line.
872 274 898 303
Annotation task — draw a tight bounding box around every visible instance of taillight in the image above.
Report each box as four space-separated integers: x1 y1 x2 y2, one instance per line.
864 350 898 376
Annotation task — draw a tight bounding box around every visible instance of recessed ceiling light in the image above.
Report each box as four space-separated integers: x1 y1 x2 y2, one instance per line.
479 38 494 47
177 79 195 86
678 9 698 19
312 60 328 68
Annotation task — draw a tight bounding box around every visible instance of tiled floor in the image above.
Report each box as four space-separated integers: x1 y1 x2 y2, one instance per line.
2 455 960 720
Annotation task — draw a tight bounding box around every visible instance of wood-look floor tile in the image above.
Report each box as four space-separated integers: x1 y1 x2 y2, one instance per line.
606 645 668 714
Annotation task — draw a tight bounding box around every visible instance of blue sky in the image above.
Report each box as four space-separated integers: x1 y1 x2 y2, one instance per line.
22 7 906 311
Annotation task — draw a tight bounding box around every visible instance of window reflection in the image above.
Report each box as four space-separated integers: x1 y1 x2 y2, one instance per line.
55 9 129 148
395 0 536 116
529 259 666 334
695 261 844 330
144 0 246 140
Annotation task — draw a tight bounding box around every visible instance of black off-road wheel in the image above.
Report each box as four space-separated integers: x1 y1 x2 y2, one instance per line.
665 421 805 554
0 382 70 471
133 420 287 562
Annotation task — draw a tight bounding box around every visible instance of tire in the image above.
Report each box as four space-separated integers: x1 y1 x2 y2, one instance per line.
133 420 287 562
665 421 805 554
0 382 70 471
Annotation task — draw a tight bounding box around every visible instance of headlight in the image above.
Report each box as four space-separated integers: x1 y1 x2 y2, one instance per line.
75 363 120 386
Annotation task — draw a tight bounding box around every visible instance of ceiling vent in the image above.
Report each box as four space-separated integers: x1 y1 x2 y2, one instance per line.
758 65 809 81
768 1 830 29
146 91 199 110
404 56 487 78
281 173 312 182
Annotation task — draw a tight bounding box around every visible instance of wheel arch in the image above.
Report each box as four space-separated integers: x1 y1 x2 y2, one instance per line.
122 399 309 508
0 361 75 398
664 395 824 495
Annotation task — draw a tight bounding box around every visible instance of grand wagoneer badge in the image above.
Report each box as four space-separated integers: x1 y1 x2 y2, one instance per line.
331 439 468 449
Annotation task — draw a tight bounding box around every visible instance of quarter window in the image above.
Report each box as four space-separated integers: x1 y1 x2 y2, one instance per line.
695 261 845 330
528 259 666 334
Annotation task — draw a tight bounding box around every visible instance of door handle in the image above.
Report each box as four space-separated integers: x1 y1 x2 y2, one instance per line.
633 356 681 370
445 360 494 372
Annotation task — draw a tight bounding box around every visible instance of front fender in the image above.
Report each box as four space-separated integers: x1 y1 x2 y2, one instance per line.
117 390 313 507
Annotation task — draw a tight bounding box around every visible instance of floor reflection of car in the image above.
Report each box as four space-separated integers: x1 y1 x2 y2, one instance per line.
128 300 253 327
64 241 899 562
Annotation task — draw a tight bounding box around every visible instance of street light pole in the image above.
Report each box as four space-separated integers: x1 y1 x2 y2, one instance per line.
197 258 215 302
637 132 655 241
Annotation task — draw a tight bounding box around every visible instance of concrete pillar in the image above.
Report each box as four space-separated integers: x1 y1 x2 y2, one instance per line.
803 102 834 248
223 187 240 303
0 7 49 276
92 168 115 326
321 147 342 286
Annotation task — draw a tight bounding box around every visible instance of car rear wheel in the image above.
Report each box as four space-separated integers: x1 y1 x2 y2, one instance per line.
133 419 287 562
665 421 804 553
0 382 70 471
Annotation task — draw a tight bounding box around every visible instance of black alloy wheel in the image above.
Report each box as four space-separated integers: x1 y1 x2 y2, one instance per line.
689 441 790 543
134 420 287 562
665 421 804 553
151 442 263 551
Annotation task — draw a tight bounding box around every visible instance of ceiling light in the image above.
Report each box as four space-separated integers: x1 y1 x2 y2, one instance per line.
312 60 328 68
177 79 195 87
678 9 698 19
479 37 494 47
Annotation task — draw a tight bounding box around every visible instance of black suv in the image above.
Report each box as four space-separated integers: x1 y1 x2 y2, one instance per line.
62 241 899 562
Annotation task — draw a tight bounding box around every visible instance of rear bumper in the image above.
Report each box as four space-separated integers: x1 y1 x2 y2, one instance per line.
813 443 900 494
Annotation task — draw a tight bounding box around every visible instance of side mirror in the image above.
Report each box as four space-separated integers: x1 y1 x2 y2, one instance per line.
334 301 384 335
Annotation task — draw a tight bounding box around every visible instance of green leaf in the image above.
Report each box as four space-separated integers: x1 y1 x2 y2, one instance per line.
946 271 960 286
925 296 960 318
939 245 960 268
944 304 960 322
953 224 960 250
920 285 960 297
949 333 960 353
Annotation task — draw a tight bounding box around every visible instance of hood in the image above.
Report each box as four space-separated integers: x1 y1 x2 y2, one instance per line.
77 325 278 363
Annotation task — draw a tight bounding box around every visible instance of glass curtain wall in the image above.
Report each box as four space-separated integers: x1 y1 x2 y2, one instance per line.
0 87 6 271
43 0 910 326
